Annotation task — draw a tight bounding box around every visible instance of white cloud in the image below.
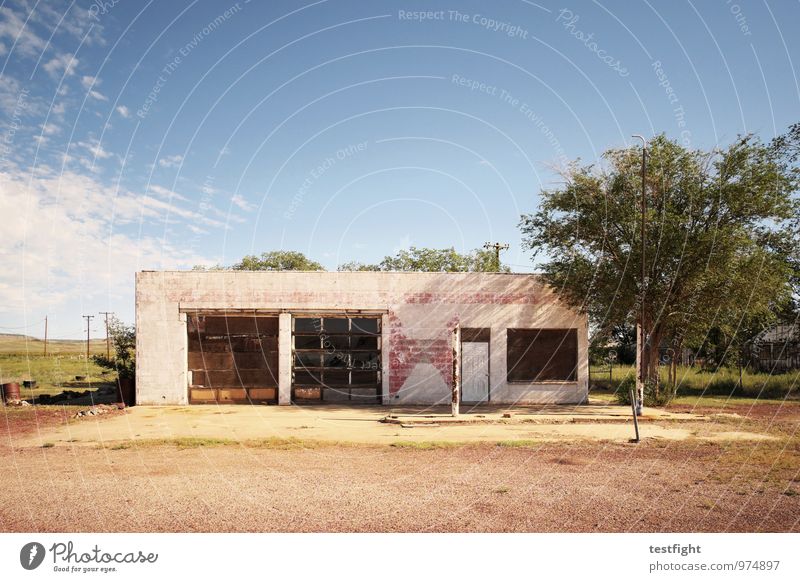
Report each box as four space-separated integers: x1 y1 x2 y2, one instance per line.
76 139 112 159
0 168 209 315
0 6 46 58
231 193 255 211
41 122 61 135
43 53 79 78
148 184 190 203
158 154 184 168
0 76 37 118
115 105 130 118
80 76 107 100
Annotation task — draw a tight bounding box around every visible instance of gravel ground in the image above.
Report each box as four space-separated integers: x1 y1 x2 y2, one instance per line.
1 402 798 532
1 440 798 532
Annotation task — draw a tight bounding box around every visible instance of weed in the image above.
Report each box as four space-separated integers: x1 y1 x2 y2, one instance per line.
496 440 541 448
390 441 463 450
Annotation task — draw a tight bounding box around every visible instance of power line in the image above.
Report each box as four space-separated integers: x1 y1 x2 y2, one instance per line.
0 318 47 330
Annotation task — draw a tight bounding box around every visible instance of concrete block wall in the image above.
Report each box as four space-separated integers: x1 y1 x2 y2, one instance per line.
135 271 588 406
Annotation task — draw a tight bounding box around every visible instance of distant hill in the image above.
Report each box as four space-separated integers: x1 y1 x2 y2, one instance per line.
0 334 107 355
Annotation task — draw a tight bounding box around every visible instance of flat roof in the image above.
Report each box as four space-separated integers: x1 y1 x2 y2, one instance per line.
139 270 539 275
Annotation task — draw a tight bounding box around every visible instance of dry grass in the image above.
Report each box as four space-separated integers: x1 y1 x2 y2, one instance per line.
98 436 341 450
591 364 800 401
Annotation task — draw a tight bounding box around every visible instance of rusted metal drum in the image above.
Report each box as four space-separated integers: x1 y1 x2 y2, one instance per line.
1 382 21 403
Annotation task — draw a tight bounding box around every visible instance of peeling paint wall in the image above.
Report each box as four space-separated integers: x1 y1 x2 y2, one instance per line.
135 271 589 405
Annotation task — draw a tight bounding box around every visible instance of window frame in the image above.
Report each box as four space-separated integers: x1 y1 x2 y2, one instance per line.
506 328 579 383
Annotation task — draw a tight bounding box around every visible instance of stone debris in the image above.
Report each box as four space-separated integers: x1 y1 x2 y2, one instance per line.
3 399 30 407
73 404 126 418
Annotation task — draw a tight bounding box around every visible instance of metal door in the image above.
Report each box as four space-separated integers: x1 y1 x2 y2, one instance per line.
461 341 489 402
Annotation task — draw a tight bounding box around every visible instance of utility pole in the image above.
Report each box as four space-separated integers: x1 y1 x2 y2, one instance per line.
483 242 509 271
99 311 114 359
43 316 48 357
632 135 647 416
82 315 94 361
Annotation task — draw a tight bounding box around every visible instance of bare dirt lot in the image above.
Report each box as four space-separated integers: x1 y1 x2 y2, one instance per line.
1 401 798 532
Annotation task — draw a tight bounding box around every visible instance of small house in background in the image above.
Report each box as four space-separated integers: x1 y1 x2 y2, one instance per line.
748 323 800 373
135 271 588 406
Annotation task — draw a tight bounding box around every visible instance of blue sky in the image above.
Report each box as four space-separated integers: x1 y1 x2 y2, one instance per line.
0 0 798 338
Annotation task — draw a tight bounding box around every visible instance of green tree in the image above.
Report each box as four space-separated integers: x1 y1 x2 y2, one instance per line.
92 316 136 380
337 260 380 271
772 122 800 305
519 133 798 396
193 251 324 271
338 246 509 272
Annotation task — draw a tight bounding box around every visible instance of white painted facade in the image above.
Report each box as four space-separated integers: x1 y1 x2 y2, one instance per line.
135 271 589 406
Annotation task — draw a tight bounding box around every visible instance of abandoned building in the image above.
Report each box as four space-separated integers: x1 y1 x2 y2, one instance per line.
135 270 588 406
747 323 800 373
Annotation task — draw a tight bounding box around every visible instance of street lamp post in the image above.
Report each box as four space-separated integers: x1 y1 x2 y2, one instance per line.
632 135 647 416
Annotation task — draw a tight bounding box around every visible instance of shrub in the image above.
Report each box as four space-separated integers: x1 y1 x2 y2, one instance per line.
614 375 637 405
615 375 676 407
92 317 135 380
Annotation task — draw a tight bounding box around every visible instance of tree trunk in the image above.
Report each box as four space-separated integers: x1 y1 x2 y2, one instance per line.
643 326 663 396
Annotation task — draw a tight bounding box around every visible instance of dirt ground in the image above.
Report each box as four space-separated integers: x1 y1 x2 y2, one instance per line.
3 402 775 447
1 401 798 532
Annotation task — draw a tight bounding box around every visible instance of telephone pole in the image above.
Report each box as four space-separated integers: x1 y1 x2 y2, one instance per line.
483 242 509 271
99 311 114 359
43 316 48 357
82 315 94 361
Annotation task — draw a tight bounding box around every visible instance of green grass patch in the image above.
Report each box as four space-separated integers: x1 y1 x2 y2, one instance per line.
591 364 799 404
0 352 115 397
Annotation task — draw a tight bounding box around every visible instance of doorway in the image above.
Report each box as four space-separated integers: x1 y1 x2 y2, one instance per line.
461 328 490 403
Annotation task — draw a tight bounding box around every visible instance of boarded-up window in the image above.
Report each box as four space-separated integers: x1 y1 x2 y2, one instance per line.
506 329 578 382
187 313 279 404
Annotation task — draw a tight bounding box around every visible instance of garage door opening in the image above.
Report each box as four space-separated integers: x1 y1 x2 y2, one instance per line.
187 313 279 404
292 316 381 404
